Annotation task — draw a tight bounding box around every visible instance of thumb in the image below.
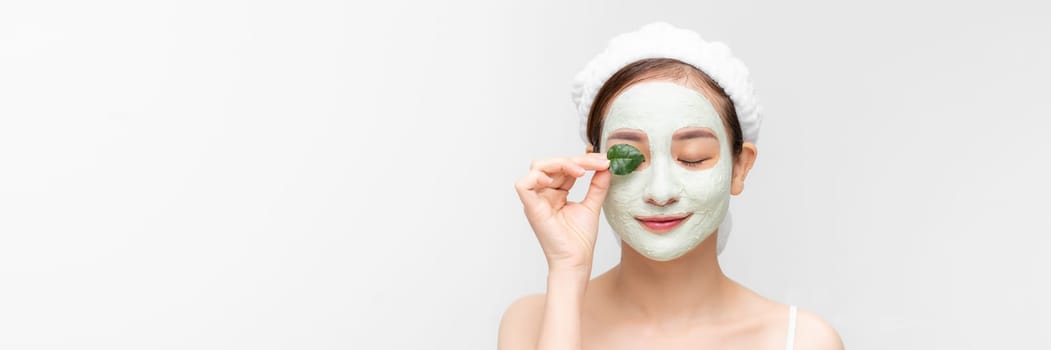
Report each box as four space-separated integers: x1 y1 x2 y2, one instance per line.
581 169 611 213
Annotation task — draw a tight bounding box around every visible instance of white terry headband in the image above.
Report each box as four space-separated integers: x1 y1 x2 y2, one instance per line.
570 21 764 255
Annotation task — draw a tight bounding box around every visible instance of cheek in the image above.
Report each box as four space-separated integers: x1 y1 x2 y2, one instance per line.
605 174 648 205
679 170 732 203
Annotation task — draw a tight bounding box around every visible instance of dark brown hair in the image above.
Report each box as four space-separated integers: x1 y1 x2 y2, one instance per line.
586 58 744 160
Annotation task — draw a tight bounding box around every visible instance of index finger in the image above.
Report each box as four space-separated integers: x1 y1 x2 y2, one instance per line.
575 155 610 171
531 156 608 177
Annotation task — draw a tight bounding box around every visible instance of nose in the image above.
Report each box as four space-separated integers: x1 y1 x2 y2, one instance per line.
646 196 678 207
643 157 681 207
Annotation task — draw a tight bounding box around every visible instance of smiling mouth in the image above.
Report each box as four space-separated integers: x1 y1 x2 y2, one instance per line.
634 213 692 233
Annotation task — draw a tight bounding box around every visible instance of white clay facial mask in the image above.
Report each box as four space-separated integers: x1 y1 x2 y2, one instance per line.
600 81 733 261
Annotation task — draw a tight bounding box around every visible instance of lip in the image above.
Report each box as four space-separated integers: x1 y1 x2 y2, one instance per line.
634 213 692 234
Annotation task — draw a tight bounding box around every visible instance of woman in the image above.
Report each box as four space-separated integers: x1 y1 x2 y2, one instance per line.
500 23 844 349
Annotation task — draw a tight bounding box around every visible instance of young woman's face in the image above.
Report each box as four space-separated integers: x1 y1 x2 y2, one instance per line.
599 80 733 261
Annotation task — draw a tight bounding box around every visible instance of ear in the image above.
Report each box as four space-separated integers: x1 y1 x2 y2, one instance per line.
730 142 757 196
585 144 595 153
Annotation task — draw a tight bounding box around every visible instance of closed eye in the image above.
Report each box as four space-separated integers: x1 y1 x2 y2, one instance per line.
679 158 710 167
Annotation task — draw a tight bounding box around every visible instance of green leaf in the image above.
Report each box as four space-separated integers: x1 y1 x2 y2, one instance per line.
606 144 645 175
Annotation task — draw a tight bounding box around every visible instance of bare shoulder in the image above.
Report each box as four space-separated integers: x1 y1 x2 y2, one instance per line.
497 293 545 349
792 307 845 350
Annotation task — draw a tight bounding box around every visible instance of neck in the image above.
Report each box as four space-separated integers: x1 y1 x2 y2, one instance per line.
610 232 735 322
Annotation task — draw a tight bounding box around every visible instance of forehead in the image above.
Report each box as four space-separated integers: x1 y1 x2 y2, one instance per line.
601 81 724 135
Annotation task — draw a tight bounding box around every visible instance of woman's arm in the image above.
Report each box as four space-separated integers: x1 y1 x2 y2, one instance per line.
503 153 610 349
536 267 590 350
497 267 589 350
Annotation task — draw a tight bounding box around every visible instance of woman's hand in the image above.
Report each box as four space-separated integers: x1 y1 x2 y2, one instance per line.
514 153 611 271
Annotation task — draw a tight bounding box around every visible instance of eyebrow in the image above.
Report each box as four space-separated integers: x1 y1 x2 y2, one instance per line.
674 129 716 141
607 130 643 142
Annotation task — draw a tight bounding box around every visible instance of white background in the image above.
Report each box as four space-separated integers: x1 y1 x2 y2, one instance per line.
2 0 1049 349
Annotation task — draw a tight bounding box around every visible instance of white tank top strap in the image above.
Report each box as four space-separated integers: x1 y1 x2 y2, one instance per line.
785 305 798 350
